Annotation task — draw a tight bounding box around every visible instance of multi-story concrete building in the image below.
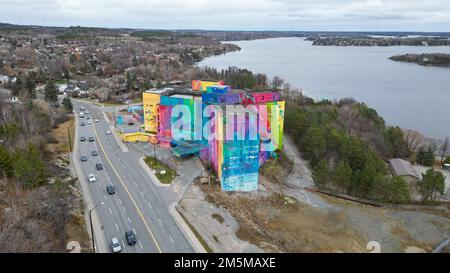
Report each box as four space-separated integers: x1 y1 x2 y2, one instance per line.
142 80 285 191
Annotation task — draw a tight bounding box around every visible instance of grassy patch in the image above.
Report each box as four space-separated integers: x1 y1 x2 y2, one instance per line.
212 213 225 224
47 117 75 157
144 156 177 184
101 100 125 106
176 206 213 253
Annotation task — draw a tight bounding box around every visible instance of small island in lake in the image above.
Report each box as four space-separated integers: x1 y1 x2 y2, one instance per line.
389 53 450 67
309 36 450 47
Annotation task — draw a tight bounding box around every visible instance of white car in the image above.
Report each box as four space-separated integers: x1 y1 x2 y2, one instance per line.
111 237 122 253
88 174 96 183
85 111 90 114
94 119 99 123
106 130 112 135
87 120 92 124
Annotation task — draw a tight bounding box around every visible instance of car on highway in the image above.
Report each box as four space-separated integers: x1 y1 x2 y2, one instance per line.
125 230 137 246
106 184 116 195
88 137 95 142
106 130 111 135
86 116 91 120
94 119 99 123
80 106 85 111
80 122 85 126
80 136 86 142
91 150 98 156
88 174 96 182
80 156 88 162
96 163 103 170
85 111 90 115
111 237 122 253
80 112 84 118
87 120 92 124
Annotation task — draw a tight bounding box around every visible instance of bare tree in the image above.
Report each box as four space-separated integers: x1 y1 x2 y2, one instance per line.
440 137 449 165
271 75 284 90
404 129 426 153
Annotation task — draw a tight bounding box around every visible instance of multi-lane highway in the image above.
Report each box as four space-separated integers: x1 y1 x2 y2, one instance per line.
73 100 194 253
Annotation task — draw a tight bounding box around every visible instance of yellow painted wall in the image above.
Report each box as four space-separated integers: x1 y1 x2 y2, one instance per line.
143 92 161 133
120 132 153 143
192 80 224 92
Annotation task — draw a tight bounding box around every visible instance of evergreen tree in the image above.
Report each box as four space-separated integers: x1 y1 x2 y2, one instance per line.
332 160 352 193
417 146 435 166
303 126 326 165
312 159 330 189
44 80 58 103
419 168 445 202
24 75 36 98
62 97 73 113
0 145 13 177
388 176 411 204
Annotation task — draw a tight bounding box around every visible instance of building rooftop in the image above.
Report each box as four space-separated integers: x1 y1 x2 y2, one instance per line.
389 158 419 178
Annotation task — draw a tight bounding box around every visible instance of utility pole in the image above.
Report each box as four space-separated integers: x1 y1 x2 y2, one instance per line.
89 202 104 253
113 106 116 128
153 143 157 166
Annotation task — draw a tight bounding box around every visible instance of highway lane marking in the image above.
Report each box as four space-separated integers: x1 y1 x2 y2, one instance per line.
122 206 127 213
158 218 163 226
104 195 107 201
169 235 175 244
115 223 120 231
139 241 143 249
147 202 152 208
109 207 113 215
118 198 122 204
122 240 126 248
93 120 163 253
133 228 137 234
128 217 132 224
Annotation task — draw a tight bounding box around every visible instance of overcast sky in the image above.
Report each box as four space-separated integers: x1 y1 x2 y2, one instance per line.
1 0 450 32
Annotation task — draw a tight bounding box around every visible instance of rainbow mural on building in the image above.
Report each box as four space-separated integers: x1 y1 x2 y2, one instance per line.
142 81 285 192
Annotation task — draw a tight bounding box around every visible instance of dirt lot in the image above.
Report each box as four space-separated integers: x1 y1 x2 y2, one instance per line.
188 176 450 253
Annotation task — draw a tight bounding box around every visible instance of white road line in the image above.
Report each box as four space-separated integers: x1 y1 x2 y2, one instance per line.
115 223 119 231
169 235 175 244
122 206 126 213
122 241 126 248
104 195 107 201
133 228 137 234
128 217 132 224
158 218 163 226
139 241 143 249
109 207 113 214
147 202 152 208
118 198 122 204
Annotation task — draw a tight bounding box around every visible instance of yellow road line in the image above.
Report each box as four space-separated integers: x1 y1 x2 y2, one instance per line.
92 123 163 253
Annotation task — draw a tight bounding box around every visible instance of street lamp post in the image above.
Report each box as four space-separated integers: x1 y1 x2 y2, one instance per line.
153 142 157 166
89 201 104 253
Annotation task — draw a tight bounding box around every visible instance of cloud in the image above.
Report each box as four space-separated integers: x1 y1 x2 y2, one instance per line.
0 0 449 31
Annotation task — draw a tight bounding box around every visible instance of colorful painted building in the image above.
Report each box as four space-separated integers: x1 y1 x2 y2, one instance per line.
142 82 285 192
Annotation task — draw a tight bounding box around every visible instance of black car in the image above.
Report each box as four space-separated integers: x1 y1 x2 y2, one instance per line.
80 122 85 126
96 163 103 170
80 136 86 142
91 150 98 156
88 137 95 142
125 230 137 245
80 156 88 162
106 184 116 195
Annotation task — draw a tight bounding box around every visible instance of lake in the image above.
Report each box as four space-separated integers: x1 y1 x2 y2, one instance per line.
198 37 450 140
